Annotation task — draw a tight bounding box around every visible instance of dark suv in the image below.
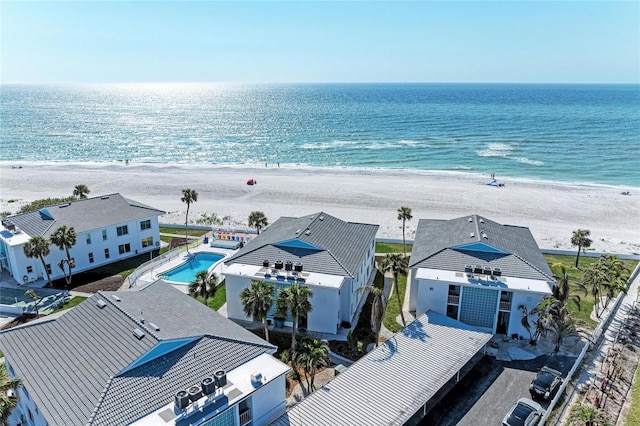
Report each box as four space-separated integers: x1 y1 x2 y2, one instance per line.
529 366 563 401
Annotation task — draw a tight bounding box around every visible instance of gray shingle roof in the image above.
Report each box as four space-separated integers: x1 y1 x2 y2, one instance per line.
271 311 492 426
0 281 275 426
5 193 164 238
225 212 378 278
409 215 553 280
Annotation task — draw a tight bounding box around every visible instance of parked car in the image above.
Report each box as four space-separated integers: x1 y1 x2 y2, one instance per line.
502 397 545 426
529 366 563 401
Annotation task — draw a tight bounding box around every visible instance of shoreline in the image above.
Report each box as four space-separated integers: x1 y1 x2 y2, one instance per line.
2 160 639 191
1 162 638 255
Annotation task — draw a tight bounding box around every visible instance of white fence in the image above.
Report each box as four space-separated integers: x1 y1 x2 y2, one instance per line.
127 247 181 288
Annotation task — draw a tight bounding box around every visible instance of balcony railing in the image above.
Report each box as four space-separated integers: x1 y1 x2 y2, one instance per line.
499 301 512 311
239 408 252 426
447 295 460 305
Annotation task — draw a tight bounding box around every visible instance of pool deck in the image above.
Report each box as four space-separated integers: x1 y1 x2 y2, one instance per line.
133 242 239 293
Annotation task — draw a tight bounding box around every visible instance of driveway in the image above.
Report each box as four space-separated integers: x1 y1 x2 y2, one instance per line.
421 354 575 426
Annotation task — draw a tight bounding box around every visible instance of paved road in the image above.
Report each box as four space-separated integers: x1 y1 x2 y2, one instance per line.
421 355 575 426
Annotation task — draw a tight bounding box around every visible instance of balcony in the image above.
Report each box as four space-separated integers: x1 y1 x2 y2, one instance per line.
447 295 460 305
499 301 512 311
239 408 252 426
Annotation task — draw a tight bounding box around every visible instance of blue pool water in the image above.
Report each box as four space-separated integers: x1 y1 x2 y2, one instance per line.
162 252 225 284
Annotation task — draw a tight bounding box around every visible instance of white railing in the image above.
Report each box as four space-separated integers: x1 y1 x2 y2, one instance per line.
239 408 251 425
127 247 180 288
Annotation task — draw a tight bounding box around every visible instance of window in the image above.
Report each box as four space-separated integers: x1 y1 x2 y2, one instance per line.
26 266 33 273
86 233 92 244
140 219 151 231
102 229 108 240
141 237 153 248
118 243 131 255
88 252 94 263
45 264 52 274
117 225 129 236
104 248 110 259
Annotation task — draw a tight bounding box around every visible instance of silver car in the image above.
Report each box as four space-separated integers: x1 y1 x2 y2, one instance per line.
502 397 545 426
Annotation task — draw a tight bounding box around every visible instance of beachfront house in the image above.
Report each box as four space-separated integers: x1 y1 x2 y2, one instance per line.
0 194 164 285
0 281 289 426
408 214 555 337
223 212 379 335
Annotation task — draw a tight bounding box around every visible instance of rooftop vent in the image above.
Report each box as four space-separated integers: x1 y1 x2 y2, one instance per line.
482 233 488 239
470 233 475 238
295 229 301 234
214 369 227 387
319 216 324 221
201 377 216 395
305 230 311 236
133 328 145 340
251 372 264 387
175 390 190 410
468 217 473 222
310 216 315 220
479 219 484 224
111 295 121 302
101 196 110 200
149 322 160 331
58 203 71 208
96 300 107 309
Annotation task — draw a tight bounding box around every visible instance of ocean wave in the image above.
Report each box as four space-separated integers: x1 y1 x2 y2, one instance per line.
476 142 514 158
514 157 544 166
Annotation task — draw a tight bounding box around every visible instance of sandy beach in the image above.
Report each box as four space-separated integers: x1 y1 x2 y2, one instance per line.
1 162 638 255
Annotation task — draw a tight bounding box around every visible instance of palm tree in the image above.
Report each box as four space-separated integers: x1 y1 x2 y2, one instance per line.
277 283 313 351
297 337 329 391
181 189 198 252
598 255 629 309
188 270 218 307
0 363 21 425
551 262 586 312
72 184 90 199
359 285 386 347
397 206 412 258
518 305 533 341
248 211 268 235
381 253 408 327
547 316 579 353
571 229 592 268
240 280 275 342
583 263 605 318
23 236 52 287
50 225 77 287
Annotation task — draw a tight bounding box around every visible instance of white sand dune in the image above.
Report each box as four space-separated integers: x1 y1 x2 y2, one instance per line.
1 162 638 255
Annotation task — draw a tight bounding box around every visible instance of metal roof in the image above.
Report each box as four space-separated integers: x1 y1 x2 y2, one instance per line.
271 311 492 426
0 281 275 426
409 215 553 281
225 212 379 278
4 193 165 238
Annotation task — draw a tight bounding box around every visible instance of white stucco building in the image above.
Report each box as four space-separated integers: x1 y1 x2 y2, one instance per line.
0 194 164 285
223 212 379 335
0 281 289 426
408 214 555 337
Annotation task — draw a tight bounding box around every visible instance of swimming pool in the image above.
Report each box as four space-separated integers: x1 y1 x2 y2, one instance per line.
161 252 225 284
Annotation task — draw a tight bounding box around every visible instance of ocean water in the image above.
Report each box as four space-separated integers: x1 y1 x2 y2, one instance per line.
1 83 638 186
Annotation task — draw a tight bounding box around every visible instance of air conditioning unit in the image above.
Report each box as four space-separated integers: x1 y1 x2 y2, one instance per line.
263 259 270 268
188 385 203 402
473 265 483 274
274 260 284 270
175 389 190 410
285 261 293 271
214 369 227 387
294 262 303 272
201 377 216 395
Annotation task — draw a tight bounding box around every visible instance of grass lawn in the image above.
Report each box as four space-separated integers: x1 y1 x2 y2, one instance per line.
542 254 638 329
375 242 411 254
49 296 87 314
627 366 640 425
89 250 162 277
382 270 407 333
191 281 227 311
159 226 207 237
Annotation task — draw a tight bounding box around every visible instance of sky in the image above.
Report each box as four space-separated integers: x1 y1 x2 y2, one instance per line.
1 1 639 84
